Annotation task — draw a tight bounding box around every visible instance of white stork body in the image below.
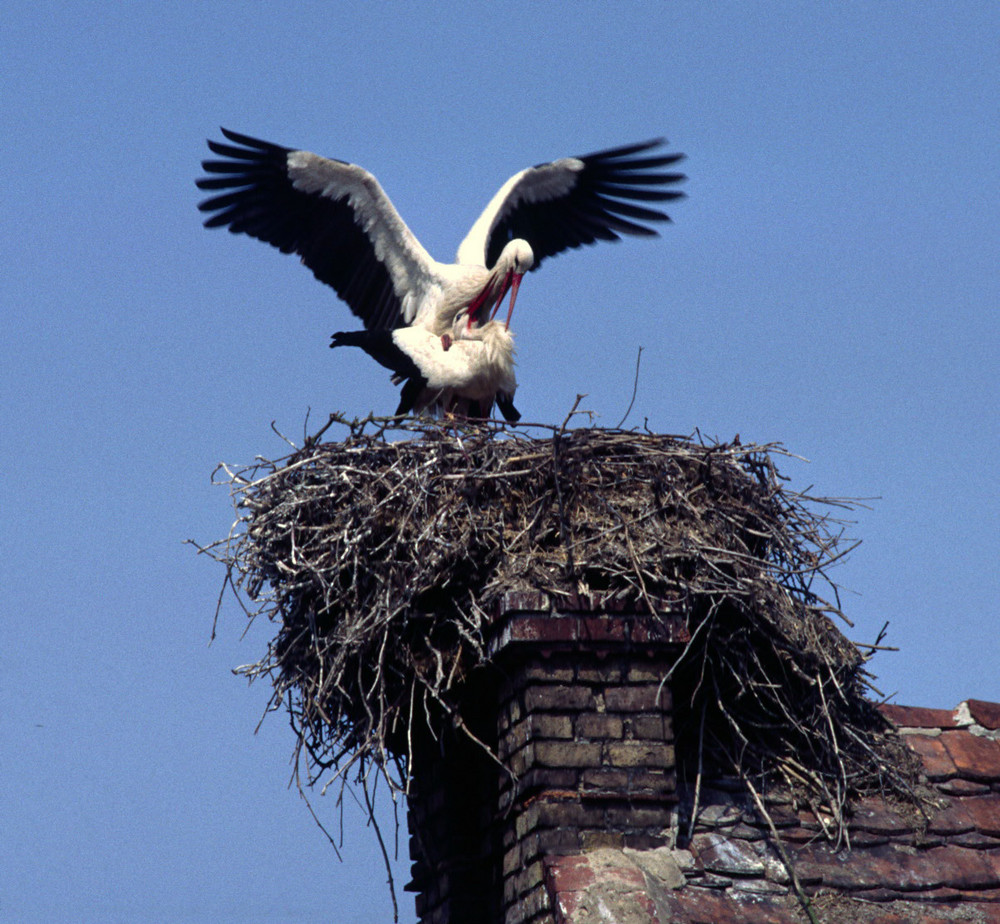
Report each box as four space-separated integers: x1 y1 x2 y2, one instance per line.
197 129 684 417
330 312 519 421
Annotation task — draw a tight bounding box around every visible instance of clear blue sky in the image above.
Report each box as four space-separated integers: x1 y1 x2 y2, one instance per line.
3 3 998 922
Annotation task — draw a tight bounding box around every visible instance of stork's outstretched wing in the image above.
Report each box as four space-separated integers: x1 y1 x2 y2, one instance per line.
456 139 686 270
196 128 442 330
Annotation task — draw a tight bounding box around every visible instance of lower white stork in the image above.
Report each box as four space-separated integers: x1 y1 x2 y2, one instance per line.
196 129 685 416
331 311 520 421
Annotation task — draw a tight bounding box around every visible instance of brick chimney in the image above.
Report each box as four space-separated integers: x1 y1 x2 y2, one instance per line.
405 593 690 924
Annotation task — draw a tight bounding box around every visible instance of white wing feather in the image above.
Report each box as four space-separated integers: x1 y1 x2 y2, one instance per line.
288 152 448 326
456 159 583 267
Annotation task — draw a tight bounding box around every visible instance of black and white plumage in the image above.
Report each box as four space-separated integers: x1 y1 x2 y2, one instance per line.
196 128 685 416
331 310 520 422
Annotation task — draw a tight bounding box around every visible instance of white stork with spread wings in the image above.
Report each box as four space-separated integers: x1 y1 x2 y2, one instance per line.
196 129 685 417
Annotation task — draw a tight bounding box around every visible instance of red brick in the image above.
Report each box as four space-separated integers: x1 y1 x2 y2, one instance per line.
904 733 957 780
879 703 959 729
544 855 594 894
507 614 577 643
499 591 549 615
551 886 584 923
630 615 689 643
578 616 627 642
940 729 1000 782
968 699 1000 730
552 590 595 612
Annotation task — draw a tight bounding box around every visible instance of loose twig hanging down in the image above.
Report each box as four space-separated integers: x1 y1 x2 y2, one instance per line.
193 413 920 859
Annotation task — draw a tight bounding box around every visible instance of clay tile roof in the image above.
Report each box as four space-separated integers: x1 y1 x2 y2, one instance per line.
546 700 1000 924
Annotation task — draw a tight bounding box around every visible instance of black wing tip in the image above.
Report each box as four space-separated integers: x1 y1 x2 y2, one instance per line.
582 140 687 175
202 127 293 160
330 330 365 349
197 127 294 220
579 137 669 160
218 126 283 150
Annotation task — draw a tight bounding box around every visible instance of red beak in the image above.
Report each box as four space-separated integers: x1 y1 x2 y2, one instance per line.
503 272 523 330
489 270 523 330
489 270 513 322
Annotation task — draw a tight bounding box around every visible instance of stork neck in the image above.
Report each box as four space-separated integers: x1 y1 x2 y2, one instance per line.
465 272 501 326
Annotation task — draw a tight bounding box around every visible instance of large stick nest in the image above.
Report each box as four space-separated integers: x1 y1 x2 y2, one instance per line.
198 414 917 836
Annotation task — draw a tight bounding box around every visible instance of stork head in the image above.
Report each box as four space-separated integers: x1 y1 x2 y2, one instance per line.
490 239 534 330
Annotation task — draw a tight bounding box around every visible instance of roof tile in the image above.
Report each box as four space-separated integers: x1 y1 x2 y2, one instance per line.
936 777 991 796
547 700 1000 924
792 842 1000 892
849 798 914 836
940 729 1000 782
867 914 955 924
968 699 1000 730
867 903 1000 924
903 732 957 780
656 888 803 924
690 833 769 877
924 799 976 836
958 794 1000 837
879 704 958 729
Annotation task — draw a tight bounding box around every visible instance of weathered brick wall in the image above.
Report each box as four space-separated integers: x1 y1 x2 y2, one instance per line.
496 642 679 924
405 603 688 924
